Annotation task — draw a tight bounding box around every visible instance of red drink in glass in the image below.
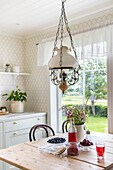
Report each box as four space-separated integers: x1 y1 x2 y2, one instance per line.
68 132 77 142
96 145 105 159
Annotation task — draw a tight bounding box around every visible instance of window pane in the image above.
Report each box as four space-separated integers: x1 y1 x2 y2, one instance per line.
61 55 108 133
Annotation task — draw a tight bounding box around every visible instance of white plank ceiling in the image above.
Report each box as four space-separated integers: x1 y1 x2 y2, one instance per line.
0 0 113 36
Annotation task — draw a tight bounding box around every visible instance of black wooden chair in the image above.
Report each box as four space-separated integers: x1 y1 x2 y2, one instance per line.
29 124 55 141
62 120 86 133
62 120 68 133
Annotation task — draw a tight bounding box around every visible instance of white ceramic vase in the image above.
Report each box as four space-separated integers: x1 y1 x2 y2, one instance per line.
11 101 24 113
75 124 85 142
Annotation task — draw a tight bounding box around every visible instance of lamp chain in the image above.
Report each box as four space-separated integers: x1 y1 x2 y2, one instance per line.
64 11 77 59
52 2 64 58
59 2 64 66
52 1 77 64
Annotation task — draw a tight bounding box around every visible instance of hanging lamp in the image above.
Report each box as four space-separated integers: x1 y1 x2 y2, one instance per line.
48 0 80 93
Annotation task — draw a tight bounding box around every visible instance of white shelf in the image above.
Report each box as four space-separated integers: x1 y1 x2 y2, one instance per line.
0 72 30 76
0 72 30 85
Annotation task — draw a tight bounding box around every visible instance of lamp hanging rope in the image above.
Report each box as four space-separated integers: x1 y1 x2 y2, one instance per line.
48 0 80 93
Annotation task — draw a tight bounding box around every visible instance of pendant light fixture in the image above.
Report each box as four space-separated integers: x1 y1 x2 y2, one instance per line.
48 0 80 93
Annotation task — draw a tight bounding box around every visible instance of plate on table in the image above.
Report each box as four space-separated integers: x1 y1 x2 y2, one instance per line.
80 145 92 151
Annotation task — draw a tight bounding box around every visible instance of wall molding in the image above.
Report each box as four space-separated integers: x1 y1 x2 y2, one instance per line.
0 11 113 42
0 32 24 40
24 12 113 41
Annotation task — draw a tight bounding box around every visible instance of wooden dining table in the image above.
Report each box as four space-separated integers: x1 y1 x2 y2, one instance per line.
0 132 113 170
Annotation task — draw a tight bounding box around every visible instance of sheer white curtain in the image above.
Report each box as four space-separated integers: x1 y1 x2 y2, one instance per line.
37 25 112 66
37 41 53 66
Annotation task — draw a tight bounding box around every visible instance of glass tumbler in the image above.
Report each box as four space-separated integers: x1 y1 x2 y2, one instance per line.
96 140 105 160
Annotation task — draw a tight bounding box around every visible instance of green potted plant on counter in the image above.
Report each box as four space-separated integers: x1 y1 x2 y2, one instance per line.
2 86 27 113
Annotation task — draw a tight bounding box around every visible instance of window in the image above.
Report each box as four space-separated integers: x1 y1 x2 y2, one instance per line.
56 25 113 133
61 53 107 133
59 36 108 132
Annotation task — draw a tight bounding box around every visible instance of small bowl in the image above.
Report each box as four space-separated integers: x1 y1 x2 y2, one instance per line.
80 145 92 151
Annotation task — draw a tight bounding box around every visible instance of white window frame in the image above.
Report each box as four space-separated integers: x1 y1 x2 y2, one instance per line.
107 53 113 134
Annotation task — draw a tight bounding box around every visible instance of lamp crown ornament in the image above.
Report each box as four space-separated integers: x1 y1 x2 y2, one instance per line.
48 0 80 93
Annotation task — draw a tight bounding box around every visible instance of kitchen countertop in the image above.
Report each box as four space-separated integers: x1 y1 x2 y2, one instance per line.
0 112 47 122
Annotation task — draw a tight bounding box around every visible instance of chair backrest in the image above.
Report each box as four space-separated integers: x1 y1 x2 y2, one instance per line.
62 120 69 133
29 124 55 141
62 120 86 133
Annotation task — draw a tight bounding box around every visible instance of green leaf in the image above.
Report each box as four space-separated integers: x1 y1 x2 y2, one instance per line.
2 93 8 96
3 87 27 102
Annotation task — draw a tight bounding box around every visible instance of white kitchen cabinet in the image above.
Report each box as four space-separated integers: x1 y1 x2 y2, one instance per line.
5 128 46 148
0 123 2 149
5 129 30 147
4 115 46 133
0 112 47 170
0 123 3 170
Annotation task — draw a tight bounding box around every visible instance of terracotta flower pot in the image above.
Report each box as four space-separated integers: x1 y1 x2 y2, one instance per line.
11 101 24 113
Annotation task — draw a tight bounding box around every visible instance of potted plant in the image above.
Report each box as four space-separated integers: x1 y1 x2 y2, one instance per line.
62 105 88 142
2 86 27 113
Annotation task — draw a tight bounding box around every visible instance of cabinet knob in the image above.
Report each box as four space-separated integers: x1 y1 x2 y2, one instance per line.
13 122 18 124
13 132 17 135
37 118 40 120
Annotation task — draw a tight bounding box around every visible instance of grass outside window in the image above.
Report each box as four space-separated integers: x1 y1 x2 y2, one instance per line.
62 95 108 133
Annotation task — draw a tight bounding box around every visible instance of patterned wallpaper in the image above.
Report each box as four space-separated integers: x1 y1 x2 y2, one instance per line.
0 33 50 116
24 38 50 115
0 34 26 112
25 13 113 40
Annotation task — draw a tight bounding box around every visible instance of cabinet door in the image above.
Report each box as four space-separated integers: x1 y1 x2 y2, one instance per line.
5 128 46 147
4 163 20 170
5 129 30 170
5 129 29 148
0 123 2 149
0 123 3 170
5 128 45 170
0 160 3 170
